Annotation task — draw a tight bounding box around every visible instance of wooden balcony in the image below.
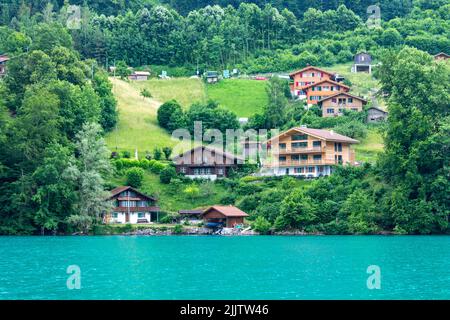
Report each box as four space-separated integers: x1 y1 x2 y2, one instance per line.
275 146 325 154
264 158 337 167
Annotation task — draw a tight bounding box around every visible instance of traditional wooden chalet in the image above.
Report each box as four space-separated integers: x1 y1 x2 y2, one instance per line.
289 66 334 95
105 186 160 224
202 205 248 228
0 54 9 77
128 71 150 81
263 127 359 178
173 145 244 180
318 92 367 117
352 52 372 73
367 106 388 123
434 52 450 61
301 79 350 106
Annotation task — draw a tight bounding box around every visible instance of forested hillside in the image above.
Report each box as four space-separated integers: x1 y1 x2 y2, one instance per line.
1 1 448 72
0 1 449 235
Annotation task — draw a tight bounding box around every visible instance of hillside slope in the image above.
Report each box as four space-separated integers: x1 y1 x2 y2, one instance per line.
105 78 180 155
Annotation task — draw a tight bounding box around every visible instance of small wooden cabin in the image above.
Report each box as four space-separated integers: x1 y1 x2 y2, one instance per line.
434 52 450 61
205 71 219 84
202 205 248 228
129 71 150 81
367 107 388 123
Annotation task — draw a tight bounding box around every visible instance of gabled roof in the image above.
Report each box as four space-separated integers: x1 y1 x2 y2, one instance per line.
302 79 350 90
289 66 335 77
367 106 388 114
434 52 450 58
203 205 249 217
109 186 156 201
267 127 359 144
319 92 367 104
172 145 244 162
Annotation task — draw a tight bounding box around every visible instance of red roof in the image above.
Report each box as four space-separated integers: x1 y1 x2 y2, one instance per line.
203 205 249 217
302 79 350 90
289 66 335 77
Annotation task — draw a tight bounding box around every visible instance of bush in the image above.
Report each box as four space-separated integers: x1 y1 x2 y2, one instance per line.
160 166 176 184
157 100 183 129
252 216 272 235
153 147 162 160
125 167 145 188
334 120 368 140
121 150 131 158
172 224 184 234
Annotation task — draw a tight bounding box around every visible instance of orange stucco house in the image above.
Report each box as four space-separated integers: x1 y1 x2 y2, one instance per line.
318 92 367 117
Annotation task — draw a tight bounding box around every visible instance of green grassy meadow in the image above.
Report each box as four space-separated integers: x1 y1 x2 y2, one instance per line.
105 78 186 156
354 128 384 162
206 79 268 117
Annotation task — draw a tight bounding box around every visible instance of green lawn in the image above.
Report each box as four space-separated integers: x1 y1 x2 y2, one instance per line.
354 128 384 163
130 77 206 108
206 79 268 117
105 78 189 156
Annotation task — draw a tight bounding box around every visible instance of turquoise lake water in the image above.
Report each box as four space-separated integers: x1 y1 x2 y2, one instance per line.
0 236 449 300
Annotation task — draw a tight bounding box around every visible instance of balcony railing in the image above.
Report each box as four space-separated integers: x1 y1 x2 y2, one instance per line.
276 146 324 154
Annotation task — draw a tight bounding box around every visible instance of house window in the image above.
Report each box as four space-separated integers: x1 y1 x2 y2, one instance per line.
331 98 337 103
180 167 186 173
112 213 118 218
317 86 322 91
300 154 308 160
313 141 322 147
308 166 315 173
292 155 300 161
279 156 287 162
335 155 343 163
335 143 343 152
318 166 324 172
279 143 286 149
351 108 358 111
327 108 334 114
292 134 307 141
294 167 304 173
217 168 224 175
348 98 353 103
138 212 145 218
292 142 308 148
313 155 322 160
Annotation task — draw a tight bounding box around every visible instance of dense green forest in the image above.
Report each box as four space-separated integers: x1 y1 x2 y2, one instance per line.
1 0 449 72
0 1 449 235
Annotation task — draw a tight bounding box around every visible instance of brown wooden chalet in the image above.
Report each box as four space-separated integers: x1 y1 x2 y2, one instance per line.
105 186 160 224
172 145 244 180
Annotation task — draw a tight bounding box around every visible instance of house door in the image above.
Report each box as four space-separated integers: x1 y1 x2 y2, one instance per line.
125 212 130 223
285 168 290 175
